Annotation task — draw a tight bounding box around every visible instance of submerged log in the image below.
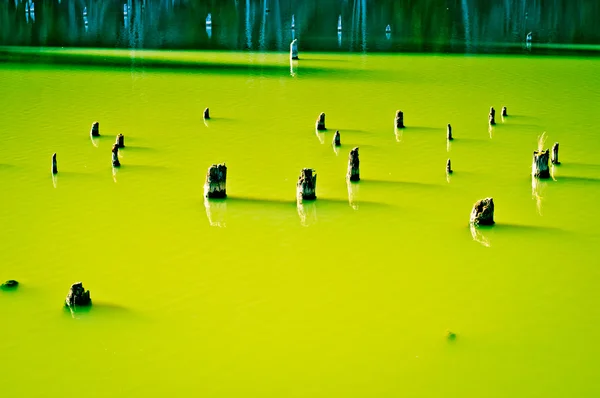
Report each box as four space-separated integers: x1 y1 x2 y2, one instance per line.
551 142 560 165
297 168 317 200
52 153 58 174
532 149 550 178
395 110 404 128
333 130 341 147
347 147 360 182
204 163 227 198
502 106 507 117
290 39 299 60
90 121 100 137
115 134 125 148
470 197 495 226
316 113 326 131
65 282 91 308
489 107 496 125
1 280 18 290
447 124 453 140
446 159 452 174
203 107 210 119
111 144 120 167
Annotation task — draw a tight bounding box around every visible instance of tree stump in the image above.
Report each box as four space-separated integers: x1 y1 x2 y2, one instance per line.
489 107 496 125
204 163 227 198
551 142 560 165
347 147 360 182
111 144 120 167
115 134 125 148
532 149 550 178
297 168 317 200
447 124 453 140
1 280 18 290
333 130 341 147
290 39 299 60
395 110 404 128
502 106 507 117
470 197 495 225
446 159 452 174
90 121 100 137
316 113 326 131
65 282 91 308
203 107 210 119
51 153 58 174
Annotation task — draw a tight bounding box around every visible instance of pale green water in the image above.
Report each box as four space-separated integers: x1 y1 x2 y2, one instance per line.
1 49 600 397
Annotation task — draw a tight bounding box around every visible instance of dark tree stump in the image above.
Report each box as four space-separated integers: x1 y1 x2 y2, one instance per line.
333 130 341 147
290 39 299 60
395 110 404 129
551 142 560 165
52 153 58 174
532 149 550 178
203 107 210 119
446 159 452 174
1 280 18 290
112 144 120 167
297 168 317 200
204 163 227 198
470 197 495 225
115 134 125 148
502 106 507 117
316 113 326 131
90 121 100 137
347 147 360 182
489 107 496 125
447 124 453 140
65 282 91 308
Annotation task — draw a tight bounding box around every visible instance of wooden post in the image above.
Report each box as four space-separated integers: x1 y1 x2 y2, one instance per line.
551 142 560 165
488 107 496 125
316 113 326 131
290 39 299 60
90 121 100 137
395 110 404 128
112 144 120 167
532 149 550 178
470 197 495 225
347 147 360 182
51 153 58 174
115 134 125 148
65 282 92 308
446 159 452 174
203 107 210 119
501 107 507 117
204 163 227 198
447 124 453 140
333 130 341 147
297 168 317 200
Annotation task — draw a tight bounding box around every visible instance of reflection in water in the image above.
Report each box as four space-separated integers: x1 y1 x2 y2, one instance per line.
470 224 491 247
52 173 58 189
297 199 317 227
531 176 552 216
446 140 451 153
204 198 227 227
337 14 342 47
394 126 402 143
289 58 297 77
315 129 325 144
347 180 359 210
206 13 212 39
112 166 119 183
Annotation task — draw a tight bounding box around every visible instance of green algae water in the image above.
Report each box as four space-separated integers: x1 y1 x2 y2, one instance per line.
1 48 600 397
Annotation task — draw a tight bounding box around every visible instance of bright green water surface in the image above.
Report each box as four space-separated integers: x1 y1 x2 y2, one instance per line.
1 49 600 397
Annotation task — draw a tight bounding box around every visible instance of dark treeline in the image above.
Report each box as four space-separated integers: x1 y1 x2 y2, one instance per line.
1 0 599 54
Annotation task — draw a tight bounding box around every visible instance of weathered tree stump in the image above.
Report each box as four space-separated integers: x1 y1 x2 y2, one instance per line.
447 124 453 140
446 330 457 341
489 107 496 125
297 168 317 200
551 142 560 165
1 280 18 290
333 130 341 147
90 121 100 137
470 197 495 226
115 134 125 148
204 163 227 198
446 159 452 174
290 39 299 60
111 144 120 167
502 106 507 117
65 282 91 308
395 110 404 129
347 147 360 182
532 149 550 178
203 107 210 119
316 113 326 131
52 153 58 174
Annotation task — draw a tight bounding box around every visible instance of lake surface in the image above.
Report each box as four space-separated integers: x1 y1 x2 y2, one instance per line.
1 48 600 397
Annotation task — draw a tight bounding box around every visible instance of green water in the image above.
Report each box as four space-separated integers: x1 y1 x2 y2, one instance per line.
1 49 600 397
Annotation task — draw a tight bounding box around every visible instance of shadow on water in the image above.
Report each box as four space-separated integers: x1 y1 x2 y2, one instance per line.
559 163 600 172
62 301 141 320
227 196 297 208
469 222 568 247
114 164 169 173
554 175 600 185
361 178 442 190
121 145 156 152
